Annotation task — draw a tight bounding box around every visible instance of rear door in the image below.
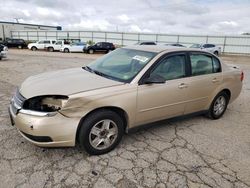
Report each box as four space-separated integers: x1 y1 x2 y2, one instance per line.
183 52 222 114
43 40 51 49
54 41 63 50
36 40 46 49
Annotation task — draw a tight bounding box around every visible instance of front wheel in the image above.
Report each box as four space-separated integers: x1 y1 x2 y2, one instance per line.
78 110 124 155
207 92 229 119
88 49 94 54
31 46 37 51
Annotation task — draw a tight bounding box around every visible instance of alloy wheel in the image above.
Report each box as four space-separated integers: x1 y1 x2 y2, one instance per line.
89 119 118 150
213 96 226 116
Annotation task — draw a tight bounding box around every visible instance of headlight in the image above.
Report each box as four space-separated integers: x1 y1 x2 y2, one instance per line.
23 95 68 113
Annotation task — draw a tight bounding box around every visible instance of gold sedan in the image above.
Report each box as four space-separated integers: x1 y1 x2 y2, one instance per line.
9 46 243 155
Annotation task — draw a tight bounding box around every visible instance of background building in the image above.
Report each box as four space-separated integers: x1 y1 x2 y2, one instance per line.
0 21 61 40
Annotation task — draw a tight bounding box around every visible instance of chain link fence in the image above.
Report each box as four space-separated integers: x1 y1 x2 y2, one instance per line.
11 30 250 54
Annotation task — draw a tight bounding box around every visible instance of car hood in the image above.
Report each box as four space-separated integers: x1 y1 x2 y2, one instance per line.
19 68 123 99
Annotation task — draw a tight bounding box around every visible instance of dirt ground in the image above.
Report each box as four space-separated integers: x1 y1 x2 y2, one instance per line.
0 49 250 188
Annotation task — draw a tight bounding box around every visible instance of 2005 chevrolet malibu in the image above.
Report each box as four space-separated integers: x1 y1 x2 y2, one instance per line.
9 46 243 155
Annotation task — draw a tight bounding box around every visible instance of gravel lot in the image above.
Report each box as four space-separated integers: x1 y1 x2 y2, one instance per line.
0 49 250 188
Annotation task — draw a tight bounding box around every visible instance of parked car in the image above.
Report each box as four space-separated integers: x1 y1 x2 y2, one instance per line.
28 40 56 51
60 42 86 53
0 38 27 49
0 44 8 60
9 46 243 155
84 42 115 54
166 43 186 47
137 41 157 45
46 40 70 52
190 43 221 55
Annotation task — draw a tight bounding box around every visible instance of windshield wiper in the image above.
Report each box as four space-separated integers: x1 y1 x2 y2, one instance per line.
82 66 113 80
82 66 93 73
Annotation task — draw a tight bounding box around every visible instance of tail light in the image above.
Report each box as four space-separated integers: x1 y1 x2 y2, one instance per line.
240 71 244 82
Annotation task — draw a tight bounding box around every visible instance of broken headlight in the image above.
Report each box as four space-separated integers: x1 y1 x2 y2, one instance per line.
23 95 68 112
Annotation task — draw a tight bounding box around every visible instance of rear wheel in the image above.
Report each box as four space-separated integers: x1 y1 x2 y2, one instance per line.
207 91 229 119
64 48 69 53
78 110 124 155
17 45 22 49
31 46 37 51
48 47 54 52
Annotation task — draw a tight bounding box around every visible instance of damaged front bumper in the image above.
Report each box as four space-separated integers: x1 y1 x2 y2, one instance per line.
9 91 80 147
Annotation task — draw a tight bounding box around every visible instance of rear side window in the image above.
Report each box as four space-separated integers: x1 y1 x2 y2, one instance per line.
190 54 213 76
44 41 50 44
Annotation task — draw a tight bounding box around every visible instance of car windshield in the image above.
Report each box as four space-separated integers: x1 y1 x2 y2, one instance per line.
85 48 157 83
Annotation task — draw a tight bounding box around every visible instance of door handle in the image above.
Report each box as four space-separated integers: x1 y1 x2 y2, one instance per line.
178 83 188 89
212 78 219 83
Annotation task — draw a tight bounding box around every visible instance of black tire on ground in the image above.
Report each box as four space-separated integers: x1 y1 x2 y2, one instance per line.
64 48 69 53
48 47 54 52
78 110 124 155
17 45 22 49
31 46 37 51
207 91 229 119
88 49 94 54
0 57 2 60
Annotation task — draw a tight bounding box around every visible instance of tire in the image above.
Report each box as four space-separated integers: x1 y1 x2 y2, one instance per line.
64 48 69 53
214 51 219 56
0 57 2 60
106 49 112 53
88 49 94 54
17 45 22 49
78 110 124 155
31 46 37 51
207 91 229 119
48 47 54 52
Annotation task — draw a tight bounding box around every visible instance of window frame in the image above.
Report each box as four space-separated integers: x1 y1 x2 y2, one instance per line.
187 51 222 77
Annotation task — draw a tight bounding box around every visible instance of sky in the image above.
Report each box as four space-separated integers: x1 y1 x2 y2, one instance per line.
1 0 250 35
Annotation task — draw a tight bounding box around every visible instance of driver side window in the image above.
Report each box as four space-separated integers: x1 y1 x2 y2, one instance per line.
151 55 186 81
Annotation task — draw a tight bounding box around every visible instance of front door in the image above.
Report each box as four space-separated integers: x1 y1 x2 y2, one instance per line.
136 53 189 125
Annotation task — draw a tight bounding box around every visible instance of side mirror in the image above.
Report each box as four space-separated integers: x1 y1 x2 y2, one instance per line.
143 74 165 84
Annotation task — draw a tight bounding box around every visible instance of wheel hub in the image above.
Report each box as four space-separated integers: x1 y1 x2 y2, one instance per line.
99 129 108 138
89 119 118 150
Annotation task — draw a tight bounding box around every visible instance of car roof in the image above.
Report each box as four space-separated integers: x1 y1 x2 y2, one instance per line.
123 45 206 53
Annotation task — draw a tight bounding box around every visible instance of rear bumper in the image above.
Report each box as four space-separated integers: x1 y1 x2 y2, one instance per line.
9 104 80 147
